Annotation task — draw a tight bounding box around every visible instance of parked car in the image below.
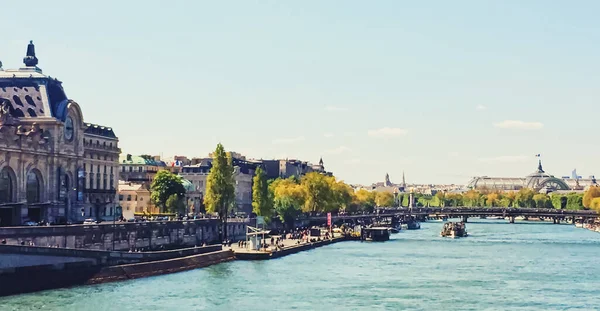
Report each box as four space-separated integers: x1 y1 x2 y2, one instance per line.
83 218 96 224
23 221 38 226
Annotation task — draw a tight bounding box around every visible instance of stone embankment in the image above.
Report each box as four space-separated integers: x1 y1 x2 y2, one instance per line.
0 245 231 297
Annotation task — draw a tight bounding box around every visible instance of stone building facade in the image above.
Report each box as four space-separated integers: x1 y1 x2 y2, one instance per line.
0 41 119 226
179 155 258 215
83 124 120 221
119 154 166 188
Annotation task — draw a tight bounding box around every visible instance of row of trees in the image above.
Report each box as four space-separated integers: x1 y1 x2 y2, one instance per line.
149 143 600 242
397 187 600 211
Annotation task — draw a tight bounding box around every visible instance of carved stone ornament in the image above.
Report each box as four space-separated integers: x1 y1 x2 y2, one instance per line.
17 122 49 148
0 99 18 126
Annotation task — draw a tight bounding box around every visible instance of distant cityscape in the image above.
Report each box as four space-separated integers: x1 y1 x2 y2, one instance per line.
0 41 596 227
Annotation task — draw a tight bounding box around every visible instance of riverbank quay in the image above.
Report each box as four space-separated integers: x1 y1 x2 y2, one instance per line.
0 218 248 251
232 235 346 260
0 244 230 297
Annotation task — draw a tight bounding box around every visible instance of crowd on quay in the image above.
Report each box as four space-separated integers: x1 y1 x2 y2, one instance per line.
234 227 335 252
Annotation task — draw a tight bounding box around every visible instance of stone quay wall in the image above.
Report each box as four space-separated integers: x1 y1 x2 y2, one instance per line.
0 244 223 267
0 219 248 251
0 249 235 297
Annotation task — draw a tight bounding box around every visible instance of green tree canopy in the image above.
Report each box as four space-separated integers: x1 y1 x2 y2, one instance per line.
150 170 186 213
301 172 332 213
532 193 549 208
252 167 272 217
515 188 535 208
375 191 394 207
355 189 376 212
165 194 186 214
270 178 305 228
204 143 235 241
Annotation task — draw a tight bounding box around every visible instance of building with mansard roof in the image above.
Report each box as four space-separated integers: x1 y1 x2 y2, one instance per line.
0 41 119 226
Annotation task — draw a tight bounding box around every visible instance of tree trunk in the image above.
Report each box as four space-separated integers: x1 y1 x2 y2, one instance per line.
223 207 228 243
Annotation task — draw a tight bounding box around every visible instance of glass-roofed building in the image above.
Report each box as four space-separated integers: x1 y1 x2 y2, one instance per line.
465 160 596 193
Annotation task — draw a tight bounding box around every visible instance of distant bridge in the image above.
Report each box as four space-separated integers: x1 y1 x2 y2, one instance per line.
305 208 599 224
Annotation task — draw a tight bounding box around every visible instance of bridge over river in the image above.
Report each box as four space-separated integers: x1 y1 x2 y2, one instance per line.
304 208 599 225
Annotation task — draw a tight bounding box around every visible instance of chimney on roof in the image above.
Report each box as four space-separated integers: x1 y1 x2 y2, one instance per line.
126 154 132 161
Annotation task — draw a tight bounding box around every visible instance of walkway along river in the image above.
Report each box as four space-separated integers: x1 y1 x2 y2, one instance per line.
2 219 600 310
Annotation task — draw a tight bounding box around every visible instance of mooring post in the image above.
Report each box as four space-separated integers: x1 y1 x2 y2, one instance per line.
509 216 515 224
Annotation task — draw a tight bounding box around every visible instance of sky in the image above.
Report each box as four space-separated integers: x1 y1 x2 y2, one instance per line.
2 1 599 185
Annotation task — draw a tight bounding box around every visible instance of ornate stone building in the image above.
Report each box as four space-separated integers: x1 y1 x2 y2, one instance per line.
0 41 119 226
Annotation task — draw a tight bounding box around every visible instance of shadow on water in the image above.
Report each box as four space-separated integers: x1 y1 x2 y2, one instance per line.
205 262 234 278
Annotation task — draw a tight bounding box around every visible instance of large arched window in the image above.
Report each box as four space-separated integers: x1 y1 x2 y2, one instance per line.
26 170 41 203
0 167 15 203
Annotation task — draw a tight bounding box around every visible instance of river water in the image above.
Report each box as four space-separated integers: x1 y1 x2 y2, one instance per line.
2 219 600 311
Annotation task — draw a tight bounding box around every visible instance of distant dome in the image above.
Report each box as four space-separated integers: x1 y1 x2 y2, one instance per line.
181 178 195 192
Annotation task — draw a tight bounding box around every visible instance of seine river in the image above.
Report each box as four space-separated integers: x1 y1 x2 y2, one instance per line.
2 220 600 311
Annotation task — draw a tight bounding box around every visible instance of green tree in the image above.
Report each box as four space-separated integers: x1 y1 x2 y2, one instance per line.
204 143 235 242
503 191 517 208
329 180 353 212
463 190 481 207
435 192 447 207
446 193 462 207
375 191 394 207
401 194 410 207
355 189 376 212
566 193 584 210
165 194 186 214
515 188 535 208
532 193 549 208
251 167 272 217
486 192 500 207
583 186 600 208
270 178 305 229
150 170 186 213
301 172 332 213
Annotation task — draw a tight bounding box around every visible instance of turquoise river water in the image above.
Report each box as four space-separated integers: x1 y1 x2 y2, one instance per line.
2 219 600 311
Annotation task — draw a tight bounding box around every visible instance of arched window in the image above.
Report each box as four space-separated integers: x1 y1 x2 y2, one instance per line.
0 167 15 203
26 170 41 203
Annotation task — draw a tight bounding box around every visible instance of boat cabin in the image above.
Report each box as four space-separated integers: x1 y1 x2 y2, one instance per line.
361 227 390 241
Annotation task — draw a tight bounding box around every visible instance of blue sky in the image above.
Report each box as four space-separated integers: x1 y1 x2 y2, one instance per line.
2 1 599 185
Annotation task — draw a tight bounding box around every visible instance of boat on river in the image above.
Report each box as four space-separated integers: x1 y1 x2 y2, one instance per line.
441 222 467 238
401 220 421 230
361 227 391 241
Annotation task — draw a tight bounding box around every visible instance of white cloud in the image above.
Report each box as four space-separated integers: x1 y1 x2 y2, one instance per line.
325 105 348 112
493 120 543 130
367 127 408 138
344 158 361 165
272 136 305 144
325 146 351 155
478 155 529 163
323 133 334 138
476 104 487 111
